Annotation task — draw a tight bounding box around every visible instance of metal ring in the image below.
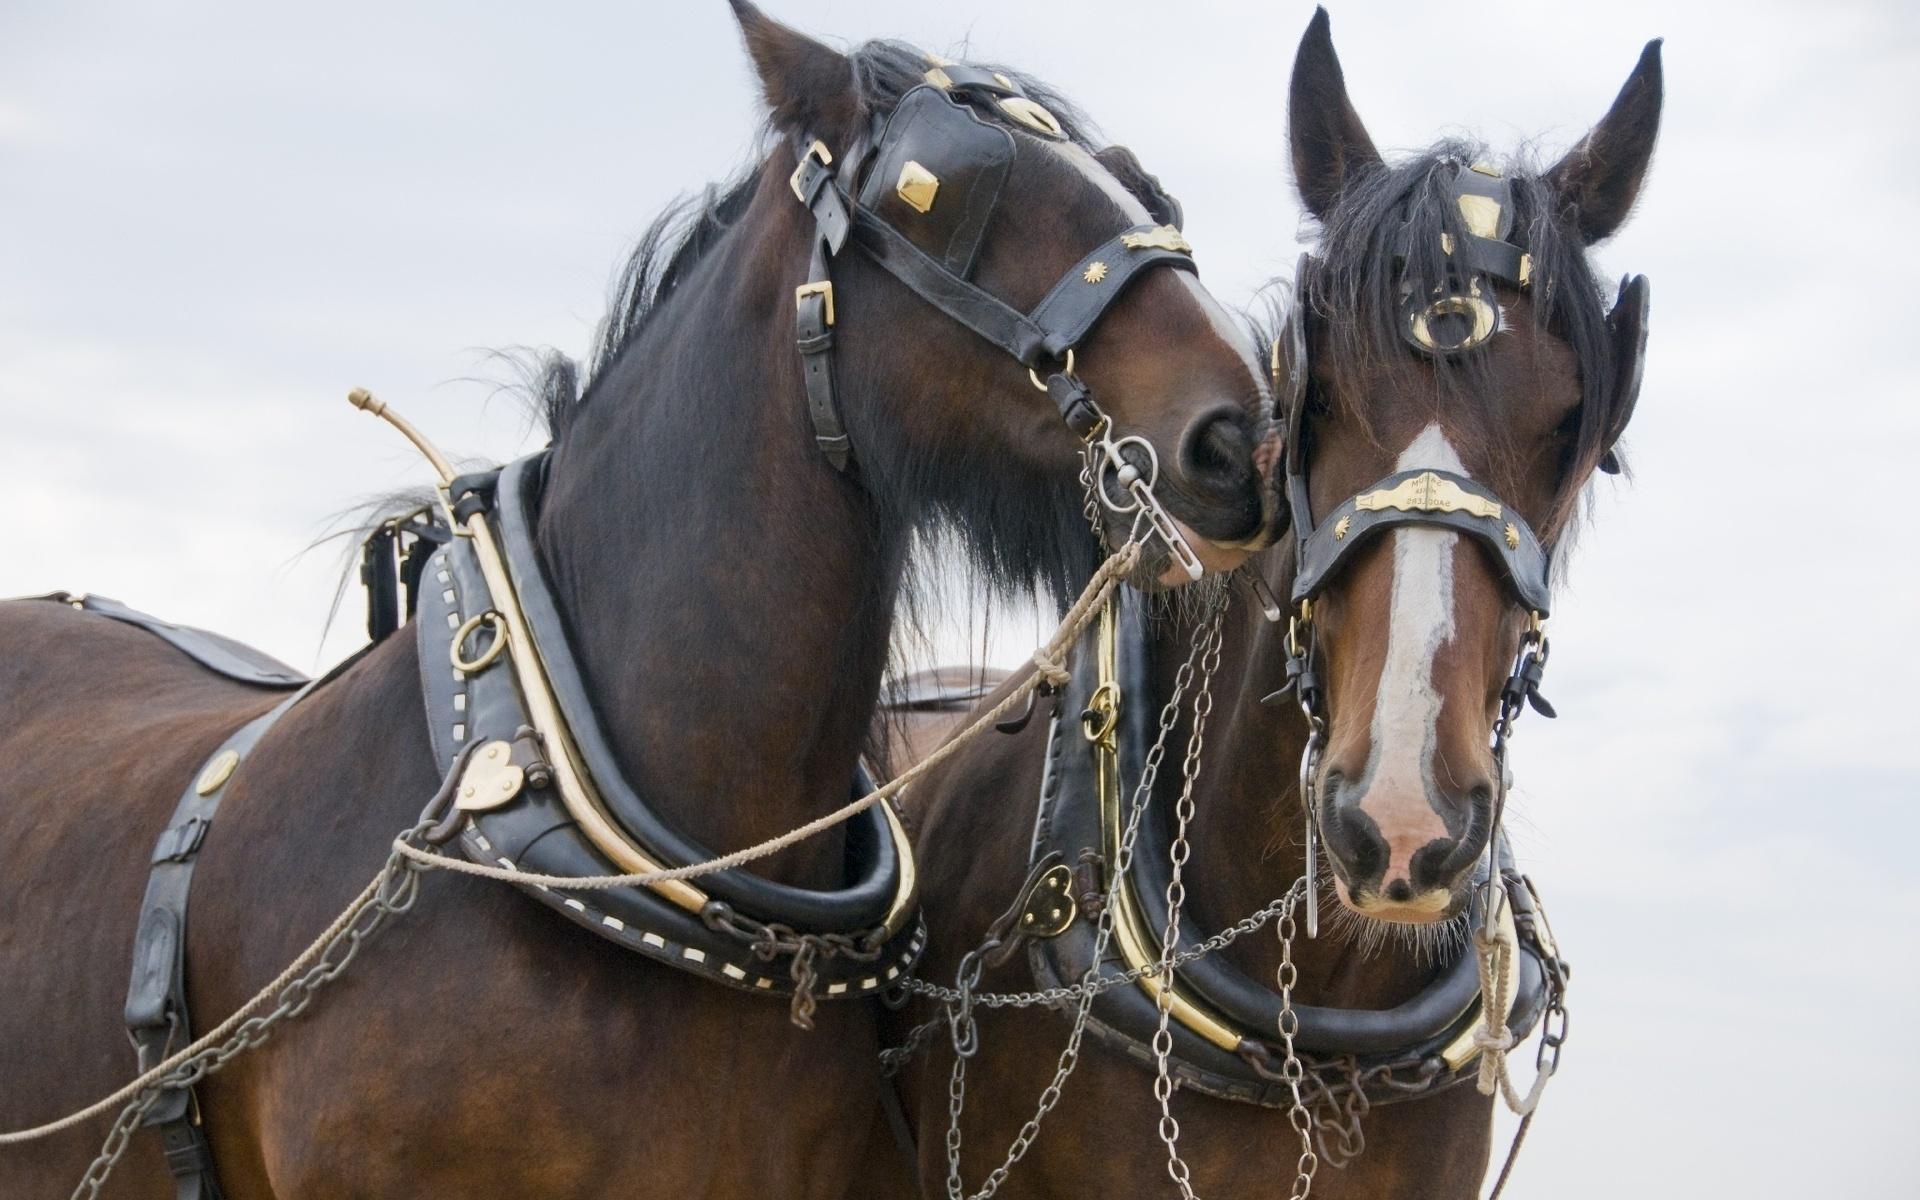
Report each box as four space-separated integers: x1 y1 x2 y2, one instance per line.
450 611 508 674
1028 347 1076 392
1080 681 1120 744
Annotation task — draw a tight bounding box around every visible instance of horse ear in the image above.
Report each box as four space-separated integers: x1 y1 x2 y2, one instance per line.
1287 8 1381 222
1545 40 1664 244
728 1 861 143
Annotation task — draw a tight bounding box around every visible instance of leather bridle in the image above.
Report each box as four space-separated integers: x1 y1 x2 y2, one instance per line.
787 56 1213 577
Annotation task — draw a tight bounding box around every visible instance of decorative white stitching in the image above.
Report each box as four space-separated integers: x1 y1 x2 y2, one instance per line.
562 898 586 913
722 963 747 980
601 915 625 931
682 947 707 963
827 982 848 996
641 932 666 948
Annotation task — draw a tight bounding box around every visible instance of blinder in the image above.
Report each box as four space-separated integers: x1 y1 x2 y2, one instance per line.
1599 272 1650 474
857 86 1014 279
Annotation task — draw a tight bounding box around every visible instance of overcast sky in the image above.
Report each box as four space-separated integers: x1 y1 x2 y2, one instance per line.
3 2 1915 1195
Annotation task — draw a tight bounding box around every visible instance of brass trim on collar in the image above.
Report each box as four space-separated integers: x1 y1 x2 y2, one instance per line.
1090 596 1247 1053
1354 471 1502 520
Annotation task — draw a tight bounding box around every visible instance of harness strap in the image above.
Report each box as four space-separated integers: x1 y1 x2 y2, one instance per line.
122 689 307 1200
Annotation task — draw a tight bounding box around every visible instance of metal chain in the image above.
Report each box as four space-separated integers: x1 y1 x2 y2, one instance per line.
66 827 429 1200
1271 885 1322 1199
1150 608 1226 1199
943 599 1224 1200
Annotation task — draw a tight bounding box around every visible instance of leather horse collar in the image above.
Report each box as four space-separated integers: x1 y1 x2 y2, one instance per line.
417 453 924 1006
789 54 1199 473
1023 589 1554 1108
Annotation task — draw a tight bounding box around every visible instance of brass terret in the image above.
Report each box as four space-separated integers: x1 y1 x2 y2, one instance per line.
1354 471 1502 520
895 160 940 213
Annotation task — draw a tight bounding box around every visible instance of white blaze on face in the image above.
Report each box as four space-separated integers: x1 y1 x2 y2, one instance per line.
1359 422 1464 884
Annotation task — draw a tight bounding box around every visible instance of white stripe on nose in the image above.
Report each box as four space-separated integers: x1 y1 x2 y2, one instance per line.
1358 423 1463 883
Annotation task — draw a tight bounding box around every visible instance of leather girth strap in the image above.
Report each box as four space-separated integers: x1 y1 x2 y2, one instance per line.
122 689 308 1200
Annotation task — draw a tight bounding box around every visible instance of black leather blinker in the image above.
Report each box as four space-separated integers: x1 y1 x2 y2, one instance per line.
1598 273 1650 474
857 85 1015 280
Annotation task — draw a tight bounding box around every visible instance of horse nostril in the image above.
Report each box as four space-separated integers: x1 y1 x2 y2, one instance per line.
1177 408 1257 503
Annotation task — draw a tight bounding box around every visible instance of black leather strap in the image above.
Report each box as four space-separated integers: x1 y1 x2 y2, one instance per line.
848 206 1049 364
123 690 308 1200
1024 231 1197 361
1290 468 1553 616
796 240 852 471
44 594 307 688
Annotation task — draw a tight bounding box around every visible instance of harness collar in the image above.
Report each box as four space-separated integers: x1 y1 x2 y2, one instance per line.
417 454 926 1005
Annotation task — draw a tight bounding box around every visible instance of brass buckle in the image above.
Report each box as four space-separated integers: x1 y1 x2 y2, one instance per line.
788 138 833 203
794 280 835 326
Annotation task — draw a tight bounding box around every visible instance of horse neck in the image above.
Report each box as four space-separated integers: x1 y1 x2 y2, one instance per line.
534 173 906 888
1183 571 1436 1005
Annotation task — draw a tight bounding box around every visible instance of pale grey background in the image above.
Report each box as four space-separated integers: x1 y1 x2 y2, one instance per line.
2 1 1914 1195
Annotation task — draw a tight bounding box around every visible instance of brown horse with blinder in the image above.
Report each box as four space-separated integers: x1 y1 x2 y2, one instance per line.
879 11 1660 1198
0 5 1276 1197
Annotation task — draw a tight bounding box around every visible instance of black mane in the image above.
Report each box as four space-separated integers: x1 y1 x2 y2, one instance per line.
1299 139 1618 529
534 39 1100 441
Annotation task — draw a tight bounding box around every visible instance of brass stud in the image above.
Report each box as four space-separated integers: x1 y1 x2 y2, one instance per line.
895 160 940 213
1504 522 1520 550
1333 514 1351 541
194 749 241 796
1082 261 1108 284
998 96 1065 138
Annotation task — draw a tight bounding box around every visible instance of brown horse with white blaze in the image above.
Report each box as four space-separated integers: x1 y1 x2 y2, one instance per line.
877 10 1658 1198
0 5 1276 1198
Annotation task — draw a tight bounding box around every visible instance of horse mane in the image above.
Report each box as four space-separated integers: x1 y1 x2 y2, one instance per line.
534 39 1101 441
1296 138 1619 537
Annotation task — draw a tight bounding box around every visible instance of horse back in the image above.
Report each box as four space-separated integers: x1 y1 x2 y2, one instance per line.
0 598 284 1194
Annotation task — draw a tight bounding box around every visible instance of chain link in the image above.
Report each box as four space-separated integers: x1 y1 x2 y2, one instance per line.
942 598 1223 1200
1150 608 1225 1199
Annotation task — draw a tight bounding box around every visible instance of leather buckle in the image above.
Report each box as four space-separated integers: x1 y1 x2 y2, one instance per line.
788 139 834 203
795 280 835 326
152 817 210 864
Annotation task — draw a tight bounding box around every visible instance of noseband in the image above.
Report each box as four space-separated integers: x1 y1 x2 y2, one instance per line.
788 56 1210 576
